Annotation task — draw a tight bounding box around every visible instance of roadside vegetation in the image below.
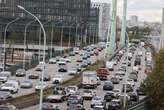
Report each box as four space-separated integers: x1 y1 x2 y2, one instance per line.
143 49 164 110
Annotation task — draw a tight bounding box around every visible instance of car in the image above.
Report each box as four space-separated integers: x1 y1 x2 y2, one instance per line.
20 80 33 88
40 74 51 81
103 81 113 91
82 89 96 100
77 58 83 62
128 92 139 101
52 75 64 84
145 66 152 73
0 71 11 83
91 96 104 108
42 103 60 110
111 76 120 84
28 72 39 79
63 53 69 58
129 74 137 82
122 83 133 92
16 69 26 77
112 89 121 97
115 71 125 76
47 94 66 103
1 82 19 94
68 67 78 75
97 68 109 75
35 65 43 71
56 56 61 61
0 105 18 110
49 58 56 64
58 65 67 72
35 82 48 91
127 79 135 87
104 91 114 102
108 99 121 110
53 86 66 95
70 52 75 56
0 91 12 101
66 86 79 96
67 94 83 106
75 65 82 72
67 104 85 110
7 77 20 85
136 87 145 95
81 61 88 68
64 58 71 63
82 55 88 60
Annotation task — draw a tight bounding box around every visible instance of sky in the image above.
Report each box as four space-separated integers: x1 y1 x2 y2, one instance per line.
92 0 164 23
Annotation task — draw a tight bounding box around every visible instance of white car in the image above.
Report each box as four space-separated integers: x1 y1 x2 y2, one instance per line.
1 82 18 94
63 58 71 63
112 89 121 97
68 68 78 75
127 79 135 87
52 75 64 84
35 82 48 91
91 96 103 108
66 86 78 95
82 89 96 100
49 58 56 64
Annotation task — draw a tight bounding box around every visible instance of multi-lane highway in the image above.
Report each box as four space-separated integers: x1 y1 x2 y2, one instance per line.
23 44 148 110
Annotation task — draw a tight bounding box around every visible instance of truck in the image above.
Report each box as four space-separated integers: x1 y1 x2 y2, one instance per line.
82 71 97 89
97 68 109 80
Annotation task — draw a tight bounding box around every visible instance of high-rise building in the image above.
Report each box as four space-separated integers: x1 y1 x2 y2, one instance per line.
91 2 111 41
130 15 138 26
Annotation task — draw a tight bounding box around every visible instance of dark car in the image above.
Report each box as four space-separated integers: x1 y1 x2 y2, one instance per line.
42 103 60 110
128 92 139 102
15 69 26 77
136 87 145 95
67 94 83 106
28 72 39 79
103 81 113 91
104 92 114 102
129 74 137 82
81 61 88 68
122 83 133 92
40 74 51 81
58 65 67 72
70 52 75 56
0 105 18 110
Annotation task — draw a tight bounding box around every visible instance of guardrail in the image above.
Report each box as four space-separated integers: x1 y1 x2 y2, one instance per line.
6 47 73 74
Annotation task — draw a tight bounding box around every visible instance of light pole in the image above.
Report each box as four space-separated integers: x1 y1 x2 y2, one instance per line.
38 20 51 61
17 5 46 110
23 19 36 70
123 31 129 109
3 17 20 72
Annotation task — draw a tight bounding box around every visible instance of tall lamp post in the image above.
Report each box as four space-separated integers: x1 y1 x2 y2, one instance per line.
17 5 46 110
3 17 20 72
123 31 129 109
60 23 67 54
23 19 36 70
38 20 51 61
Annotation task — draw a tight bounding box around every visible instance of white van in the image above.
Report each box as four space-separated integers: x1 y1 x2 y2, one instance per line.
106 61 114 71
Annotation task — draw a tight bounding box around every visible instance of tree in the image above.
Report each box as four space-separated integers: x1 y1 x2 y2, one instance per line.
143 49 164 110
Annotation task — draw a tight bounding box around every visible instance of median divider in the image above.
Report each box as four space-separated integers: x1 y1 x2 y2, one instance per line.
0 46 125 109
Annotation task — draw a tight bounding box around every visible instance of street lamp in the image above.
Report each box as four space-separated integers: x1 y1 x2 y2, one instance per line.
17 5 46 110
123 31 129 109
38 20 51 61
3 17 20 72
23 19 36 70
60 23 67 55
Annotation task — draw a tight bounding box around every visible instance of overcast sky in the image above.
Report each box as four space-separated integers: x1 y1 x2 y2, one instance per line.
92 0 164 23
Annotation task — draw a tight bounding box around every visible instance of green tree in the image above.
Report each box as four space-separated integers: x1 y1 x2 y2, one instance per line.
143 49 164 110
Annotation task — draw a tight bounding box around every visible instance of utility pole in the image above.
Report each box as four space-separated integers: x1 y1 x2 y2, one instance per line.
120 0 127 45
109 0 117 54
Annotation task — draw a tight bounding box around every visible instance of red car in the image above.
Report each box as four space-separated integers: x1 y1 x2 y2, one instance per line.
145 67 152 73
97 68 109 75
96 47 103 51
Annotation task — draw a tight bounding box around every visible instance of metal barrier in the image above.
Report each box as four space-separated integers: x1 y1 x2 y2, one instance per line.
126 97 147 110
6 47 73 74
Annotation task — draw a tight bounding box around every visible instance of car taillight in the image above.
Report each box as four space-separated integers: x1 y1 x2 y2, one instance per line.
108 104 112 106
75 109 79 110
48 107 54 109
67 108 70 110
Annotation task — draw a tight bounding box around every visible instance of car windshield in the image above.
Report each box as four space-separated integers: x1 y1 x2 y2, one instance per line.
113 90 120 93
84 90 92 93
67 87 75 90
111 100 120 104
4 83 14 87
105 82 112 85
93 97 101 100
0 74 8 77
70 68 77 71
22 81 30 83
